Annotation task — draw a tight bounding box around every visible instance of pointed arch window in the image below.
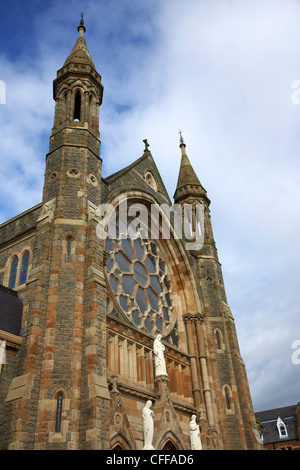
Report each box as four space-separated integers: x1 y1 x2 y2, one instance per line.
8 256 18 289
19 251 30 285
223 385 234 412
225 387 231 410
74 90 81 121
216 330 221 349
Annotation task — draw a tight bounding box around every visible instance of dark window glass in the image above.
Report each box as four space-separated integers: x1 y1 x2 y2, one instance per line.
150 275 163 294
136 287 147 314
280 426 287 436
170 327 179 347
19 251 29 285
106 255 114 272
110 274 118 293
66 237 72 262
134 238 144 262
159 258 165 273
150 242 157 256
132 310 141 326
147 288 159 311
216 330 221 349
8 256 18 289
105 237 113 251
134 261 148 287
165 292 172 306
115 251 131 272
121 239 134 260
74 91 81 121
144 316 153 333
120 295 128 312
145 254 156 274
156 315 163 331
55 393 63 433
225 387 231 410
122 274 135 296
162 307 169 322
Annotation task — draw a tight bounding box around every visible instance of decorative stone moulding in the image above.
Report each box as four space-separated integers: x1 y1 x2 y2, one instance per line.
67 168 80 178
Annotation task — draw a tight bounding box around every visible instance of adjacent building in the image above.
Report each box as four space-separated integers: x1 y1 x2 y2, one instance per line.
256 404 300 450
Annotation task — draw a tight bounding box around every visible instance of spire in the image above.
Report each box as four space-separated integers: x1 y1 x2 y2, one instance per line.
174 132 209 204
63 14 95 68
52 15 103 133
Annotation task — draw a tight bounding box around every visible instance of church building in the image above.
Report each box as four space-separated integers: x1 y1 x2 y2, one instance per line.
0 18 262 450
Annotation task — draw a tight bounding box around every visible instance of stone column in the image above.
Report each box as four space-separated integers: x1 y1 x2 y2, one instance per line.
183 314 202 410
195 314 215 428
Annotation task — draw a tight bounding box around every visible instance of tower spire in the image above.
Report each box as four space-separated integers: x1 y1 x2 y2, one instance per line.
174 134 209 205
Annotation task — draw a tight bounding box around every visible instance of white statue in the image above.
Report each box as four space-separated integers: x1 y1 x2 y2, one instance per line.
190 414 202 450
153 334 168 377
142 400 155 450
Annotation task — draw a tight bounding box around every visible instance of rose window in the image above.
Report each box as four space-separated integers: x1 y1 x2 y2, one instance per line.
105 235 174 337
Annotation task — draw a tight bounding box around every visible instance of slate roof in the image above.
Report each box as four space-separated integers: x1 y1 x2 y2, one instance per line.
0 284 23 336
256 405 299 444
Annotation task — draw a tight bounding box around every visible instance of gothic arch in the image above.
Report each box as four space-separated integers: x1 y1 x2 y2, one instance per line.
110 432 132 450
4 246 33 289
222 384 235 414
214 328 224 351
157 431 185 450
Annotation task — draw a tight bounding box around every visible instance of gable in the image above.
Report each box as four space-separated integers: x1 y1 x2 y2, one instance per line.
103 151 171 205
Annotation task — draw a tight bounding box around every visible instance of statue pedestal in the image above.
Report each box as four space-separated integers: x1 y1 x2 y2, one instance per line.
154 374 169 397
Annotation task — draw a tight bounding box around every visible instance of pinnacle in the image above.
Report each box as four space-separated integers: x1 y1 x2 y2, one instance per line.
174 142 208 204
63 15 95 69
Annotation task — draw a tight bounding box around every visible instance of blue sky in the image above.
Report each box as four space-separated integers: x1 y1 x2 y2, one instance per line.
1 0 300 413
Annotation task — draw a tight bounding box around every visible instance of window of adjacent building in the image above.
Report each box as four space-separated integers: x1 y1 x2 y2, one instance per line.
19 250 30 285
277 417 288 438
8 256 18 289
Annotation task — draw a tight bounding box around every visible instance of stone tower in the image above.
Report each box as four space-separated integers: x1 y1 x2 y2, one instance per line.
0 18 262 450
0 17 110 450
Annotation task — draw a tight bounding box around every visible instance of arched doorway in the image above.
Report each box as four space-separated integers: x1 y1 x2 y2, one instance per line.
162 440 178 450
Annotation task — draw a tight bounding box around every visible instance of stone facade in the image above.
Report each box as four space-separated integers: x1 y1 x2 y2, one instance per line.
0 19 262 450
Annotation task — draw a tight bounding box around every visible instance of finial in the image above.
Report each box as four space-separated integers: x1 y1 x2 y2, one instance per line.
179 130 186 155
78 12 86 34
179 130 185 146
143 139 150 152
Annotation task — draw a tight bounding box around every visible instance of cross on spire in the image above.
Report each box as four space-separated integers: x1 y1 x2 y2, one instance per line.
78 12 86 33
179 130 185 145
